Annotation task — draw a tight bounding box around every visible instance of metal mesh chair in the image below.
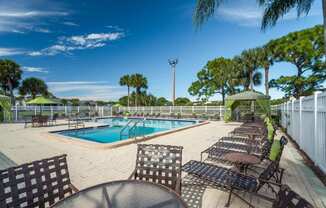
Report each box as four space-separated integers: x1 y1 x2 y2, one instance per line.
182 160 283 207
273 185 314 208
0 154 78 208
130 144 183 194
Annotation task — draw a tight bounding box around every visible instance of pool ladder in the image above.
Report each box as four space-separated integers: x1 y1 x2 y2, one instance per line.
119 119 145 140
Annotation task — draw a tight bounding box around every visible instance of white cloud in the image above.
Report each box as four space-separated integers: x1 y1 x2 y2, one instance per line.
105 25 123 31
0 48 25 56
47 81 125 101
0 1 69 34
63 21 79 26
29 32 124 56
0 11 68 18
22 66 48 73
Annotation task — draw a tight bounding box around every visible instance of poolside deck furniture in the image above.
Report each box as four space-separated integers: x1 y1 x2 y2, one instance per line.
68 117 85 129
182 160 284 207
224 152 260 174
31 115 49 127
129 144 183 195
0 154 78 208
271 184 314 208
200 137 272 162
50 180 188 208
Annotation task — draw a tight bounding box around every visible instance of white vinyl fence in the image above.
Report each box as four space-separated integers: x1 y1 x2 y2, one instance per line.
10 105 225 122
273 92 326 173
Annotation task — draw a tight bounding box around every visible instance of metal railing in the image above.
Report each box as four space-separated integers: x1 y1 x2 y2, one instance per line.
8 105 225 122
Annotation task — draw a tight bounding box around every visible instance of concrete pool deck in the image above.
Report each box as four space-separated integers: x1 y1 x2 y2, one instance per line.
0 121 325 207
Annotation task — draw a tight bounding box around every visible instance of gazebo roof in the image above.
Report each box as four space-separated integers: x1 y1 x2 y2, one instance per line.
26 96 59 105
226 90 270 101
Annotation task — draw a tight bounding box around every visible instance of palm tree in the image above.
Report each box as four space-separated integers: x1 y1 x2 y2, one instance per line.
0 59 22 104
119 75 132 107
194 0 325 54
130 73 148 107
240 48 261 90
256 46 273 96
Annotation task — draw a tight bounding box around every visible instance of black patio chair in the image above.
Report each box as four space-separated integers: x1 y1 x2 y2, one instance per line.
182 160 284 207
0 154 78 208
201 137 273 162
203 137 288 173
271 184 314 208
129 144 183 195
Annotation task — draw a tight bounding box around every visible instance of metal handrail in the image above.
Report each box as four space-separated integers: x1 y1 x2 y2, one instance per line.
119 120 133 140
129 119 145 139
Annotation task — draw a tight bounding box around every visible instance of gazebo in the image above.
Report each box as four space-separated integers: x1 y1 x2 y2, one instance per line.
224 90 271 121
0 94 12 122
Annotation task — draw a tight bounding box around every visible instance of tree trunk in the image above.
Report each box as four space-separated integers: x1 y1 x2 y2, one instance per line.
221 87 225 105
323 0 326 55
127 86 130 107
249 70 254 90
264 67 269 96
7 80 15 104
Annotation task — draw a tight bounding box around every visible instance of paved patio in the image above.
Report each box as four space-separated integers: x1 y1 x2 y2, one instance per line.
0 121 325 207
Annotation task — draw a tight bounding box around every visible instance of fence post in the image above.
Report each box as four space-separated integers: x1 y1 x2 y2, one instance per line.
192 106 194 114
34 106 37 116
314 92 321 163
151 106 153 115
50 106 53 119
77 106 80 114
220 105 222 120
291 99 294 138
110 106 113 116
15 105 18 121
205 105 207 113
299 97 303 147
169 106 172 114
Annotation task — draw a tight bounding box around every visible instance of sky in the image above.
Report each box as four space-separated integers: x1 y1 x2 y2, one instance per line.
0 0 323 101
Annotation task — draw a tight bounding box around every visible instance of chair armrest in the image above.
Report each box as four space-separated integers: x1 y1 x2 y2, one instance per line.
176 177 182 195
69 183 79 192
128 169 136 180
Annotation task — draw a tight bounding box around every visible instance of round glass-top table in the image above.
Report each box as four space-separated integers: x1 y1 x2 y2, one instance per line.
51 180 187 208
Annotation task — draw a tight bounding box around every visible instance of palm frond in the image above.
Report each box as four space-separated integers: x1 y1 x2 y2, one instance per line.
260 0 313 30
193 0 224 28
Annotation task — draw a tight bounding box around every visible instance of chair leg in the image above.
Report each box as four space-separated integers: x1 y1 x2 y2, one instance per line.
225 189 233 207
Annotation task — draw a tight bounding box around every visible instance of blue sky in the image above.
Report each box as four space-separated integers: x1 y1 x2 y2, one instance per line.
0 0 323 101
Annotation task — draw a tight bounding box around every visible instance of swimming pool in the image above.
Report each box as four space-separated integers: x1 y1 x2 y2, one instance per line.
57 118 197 144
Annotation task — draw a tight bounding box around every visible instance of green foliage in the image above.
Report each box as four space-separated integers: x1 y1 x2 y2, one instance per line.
119 74 132 106
156 97 171 106
270 98 288 105
268 25 325 98
0 59 22 103
174 97 192 106
130 73 148 106
19 77 48 99
237 48 263 90
188 57 239 104
71 99 80 106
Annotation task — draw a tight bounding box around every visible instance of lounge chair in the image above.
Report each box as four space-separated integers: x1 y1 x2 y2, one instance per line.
0 154 78 208
129 144 183 195
202 136 287 165
270 184 314 208
182 160 284 207
201 137 273 162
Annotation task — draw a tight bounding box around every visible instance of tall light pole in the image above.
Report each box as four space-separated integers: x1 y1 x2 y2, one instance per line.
168 58 178 106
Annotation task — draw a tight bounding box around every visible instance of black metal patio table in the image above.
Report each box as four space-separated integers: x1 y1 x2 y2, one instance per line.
50 180 187 208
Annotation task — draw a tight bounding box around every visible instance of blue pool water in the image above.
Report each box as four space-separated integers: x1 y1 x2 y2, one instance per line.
58 118 196 144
